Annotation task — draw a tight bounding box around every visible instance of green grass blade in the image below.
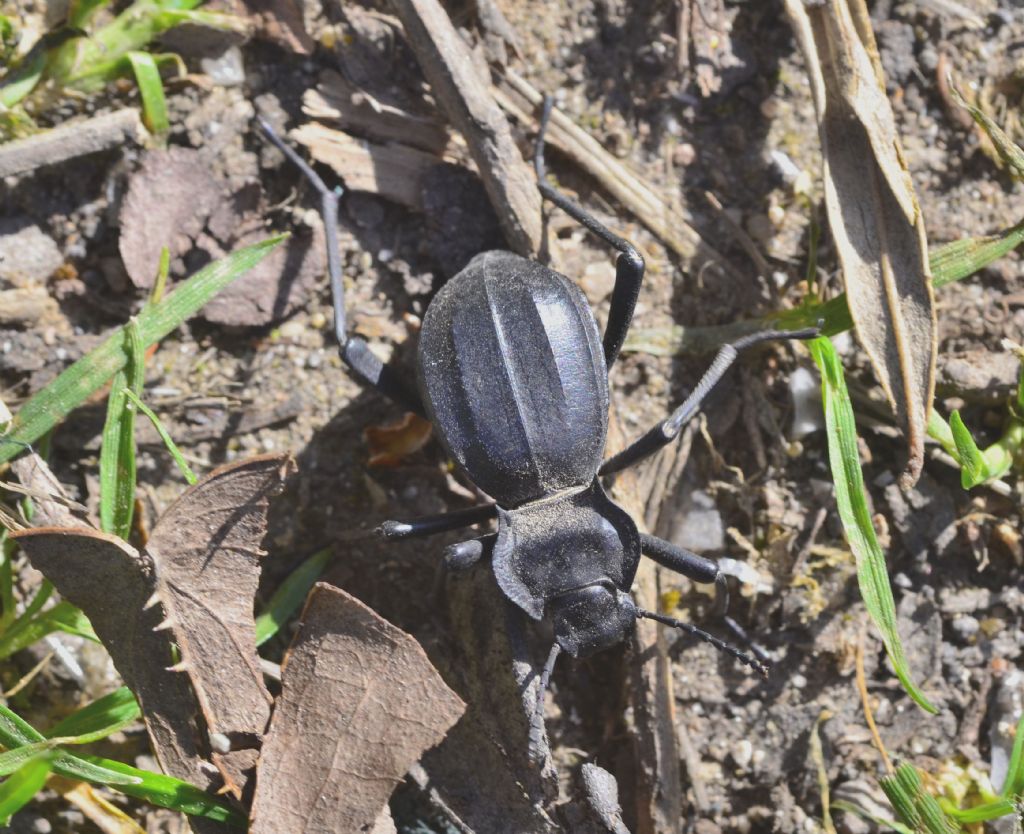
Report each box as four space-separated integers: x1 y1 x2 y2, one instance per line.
46 601 97 642
0 742 60 777
1000 711 1024 798
45 686 140 742
930 221 1024 288
255 547 331 646
0 703 134 784
832 800 916 834
628 221 1024 357
949 85 1024 179
99 320 145 538
880 766 924 829
949 411 987 488
0 531 15 630
68 0 113 28
945 798 1017 823
123 389 196 485
0 702 241 823
126 50 168 135
810 337 937 713
0 599 101 652
0 751 54 825
0 234 287 466
0 46 47 108
71 754 246 824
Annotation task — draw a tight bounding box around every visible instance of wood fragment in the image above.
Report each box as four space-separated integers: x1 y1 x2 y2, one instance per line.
249 583 465 834
303 70 449 154
390 0 543 256
0 109 146 178
290 123 439 209
10 527 231 834
786 0 937 487
605 414 683 834
494 70 741 282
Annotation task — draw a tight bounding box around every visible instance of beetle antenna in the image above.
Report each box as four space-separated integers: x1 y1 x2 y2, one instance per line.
528 641 561 755
722 614 772 666
635 608 769 678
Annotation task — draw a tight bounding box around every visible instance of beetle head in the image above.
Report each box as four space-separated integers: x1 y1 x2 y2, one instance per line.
548 581 637 657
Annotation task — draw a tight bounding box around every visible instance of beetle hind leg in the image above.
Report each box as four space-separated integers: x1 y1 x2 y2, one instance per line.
257 116 425 416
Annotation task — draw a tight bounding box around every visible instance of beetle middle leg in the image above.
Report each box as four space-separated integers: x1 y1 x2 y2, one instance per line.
599 324 821 475
533 97 645 370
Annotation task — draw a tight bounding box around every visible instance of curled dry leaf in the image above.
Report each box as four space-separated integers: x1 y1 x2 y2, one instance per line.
146 453 294 801
786 0 937 486
249 583 465 834
364 412 433 467
10 454 294 823
8 527 229 834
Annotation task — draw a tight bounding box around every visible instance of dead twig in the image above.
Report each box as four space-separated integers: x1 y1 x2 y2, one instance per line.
0 109 146 178
390 0 542 255
495 69 742 282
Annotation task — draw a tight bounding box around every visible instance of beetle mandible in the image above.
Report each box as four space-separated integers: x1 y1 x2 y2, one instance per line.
259 97 818 724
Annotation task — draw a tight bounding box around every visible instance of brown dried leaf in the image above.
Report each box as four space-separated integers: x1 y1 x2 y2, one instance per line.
365 413 433 467
118 148 223 289
8 528 220 805
147 454 294 799
199 223 325 327
290 123 439 209
249 583 465 834
787 0 937 486
11 454 88 528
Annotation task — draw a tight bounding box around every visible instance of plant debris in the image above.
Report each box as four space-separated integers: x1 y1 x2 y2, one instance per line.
249 583 465 834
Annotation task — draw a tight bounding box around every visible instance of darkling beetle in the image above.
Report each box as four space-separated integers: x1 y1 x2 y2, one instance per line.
259 98 818 732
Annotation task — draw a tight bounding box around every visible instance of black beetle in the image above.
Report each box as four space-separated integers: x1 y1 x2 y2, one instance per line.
259 98 817 719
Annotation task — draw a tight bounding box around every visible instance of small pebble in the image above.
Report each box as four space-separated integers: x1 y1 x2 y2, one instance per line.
673 142 696 166
32 819 52 834
952 614 980 640
200 46 246 86
210 732 231 753
310 311 327 330
731 738 753 768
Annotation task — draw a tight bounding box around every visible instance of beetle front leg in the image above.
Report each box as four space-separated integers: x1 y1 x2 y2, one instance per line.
376 503 498 541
